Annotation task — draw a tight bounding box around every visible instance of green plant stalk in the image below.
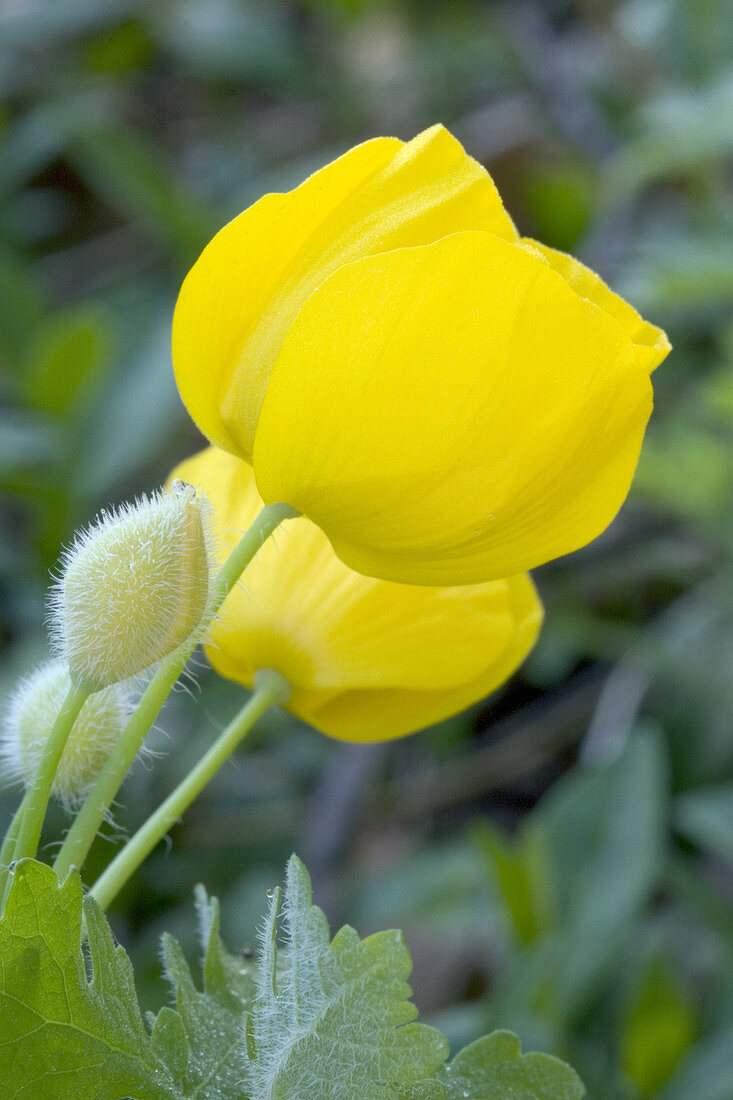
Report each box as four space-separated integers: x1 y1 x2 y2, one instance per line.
13 683 91 864
90 669 291 910
0 790 29 867
53 501 297 881
0 791 30 903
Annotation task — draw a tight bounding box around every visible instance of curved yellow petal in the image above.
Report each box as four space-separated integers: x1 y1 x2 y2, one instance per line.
172 125 516 459
521 239 670 372
254 230 655 585
303 572 541 741
171 447 541 742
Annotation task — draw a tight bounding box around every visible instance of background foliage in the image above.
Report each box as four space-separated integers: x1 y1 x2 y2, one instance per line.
1 2 732 1097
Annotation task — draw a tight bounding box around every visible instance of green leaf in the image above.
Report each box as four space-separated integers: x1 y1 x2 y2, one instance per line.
151 932 249 1098
22 307 111 417
0 863 254 1099
0 857 586 1100
399 1083 448 1100
0 246 44 374
438 1031 585 1100
540 730 667 1018
518 162 595 251
149 884 258 1098
621 957 698 1097
0 859 173 1100
656 1022 733 1100
244 854 449 1099
475 820 556 945
194 882 257 1011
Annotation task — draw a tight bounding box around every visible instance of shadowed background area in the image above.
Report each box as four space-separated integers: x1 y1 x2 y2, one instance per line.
1 2 733 1097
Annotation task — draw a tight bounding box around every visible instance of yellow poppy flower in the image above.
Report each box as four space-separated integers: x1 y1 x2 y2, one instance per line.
173 124 670 586
171 447 542 742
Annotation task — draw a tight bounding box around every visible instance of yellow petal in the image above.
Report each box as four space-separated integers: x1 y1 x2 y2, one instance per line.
171 447 541 742
303 572 542 742
172 125 516 459
521 239 670 372
254 230 655 585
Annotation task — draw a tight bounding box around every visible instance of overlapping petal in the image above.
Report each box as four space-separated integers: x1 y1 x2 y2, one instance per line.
254 231 655 584
172 124 670 586
172 447 542 742
521 239 671 372
173 124 516 459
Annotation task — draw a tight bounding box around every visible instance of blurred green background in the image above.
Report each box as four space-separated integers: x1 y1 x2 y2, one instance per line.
2 1 733 1097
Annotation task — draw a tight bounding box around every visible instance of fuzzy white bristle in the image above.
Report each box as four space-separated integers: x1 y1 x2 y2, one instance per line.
1 661 134 810
48 483 216 689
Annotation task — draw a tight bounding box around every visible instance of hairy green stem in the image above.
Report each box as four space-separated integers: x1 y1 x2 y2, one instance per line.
90 669 291 910
53 502 296 880
14 683 91 864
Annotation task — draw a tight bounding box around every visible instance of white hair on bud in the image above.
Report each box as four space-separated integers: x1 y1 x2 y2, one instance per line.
1 661 134 811
48 483 217 689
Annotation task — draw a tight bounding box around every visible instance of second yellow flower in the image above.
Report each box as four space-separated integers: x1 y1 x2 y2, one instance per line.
171 447 541 742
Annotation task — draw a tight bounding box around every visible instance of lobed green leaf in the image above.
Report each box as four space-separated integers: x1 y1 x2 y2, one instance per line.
438 1031 585 1099
0 856 585 1100
0 859 172 1100
243 854 449 1100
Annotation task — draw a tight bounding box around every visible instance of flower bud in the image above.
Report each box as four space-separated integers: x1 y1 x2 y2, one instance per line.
1 662 132 809
50 483 215 688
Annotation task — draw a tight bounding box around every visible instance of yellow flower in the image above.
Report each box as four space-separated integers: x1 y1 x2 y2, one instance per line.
171 447 542 742
173 124 670 585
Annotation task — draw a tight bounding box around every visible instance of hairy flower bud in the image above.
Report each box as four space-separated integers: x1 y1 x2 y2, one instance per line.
1 662 132 809
50 483 215 689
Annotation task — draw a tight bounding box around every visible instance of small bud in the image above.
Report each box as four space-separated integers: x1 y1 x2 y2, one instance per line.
50 483 215 688
1 662 132 810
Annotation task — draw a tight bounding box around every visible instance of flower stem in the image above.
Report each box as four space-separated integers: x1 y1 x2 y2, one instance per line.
0 790 28 866
90 669 291 911
13 682 91 864
0 790 30 905
212 502 299 599
53 502 296 881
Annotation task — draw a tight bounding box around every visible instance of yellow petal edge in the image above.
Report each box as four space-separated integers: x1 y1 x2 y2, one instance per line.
521 238 670 372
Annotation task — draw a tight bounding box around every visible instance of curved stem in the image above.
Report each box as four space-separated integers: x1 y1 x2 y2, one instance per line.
14 683 91 863
54 651 190 881
90 669 291 910
53 502 297 880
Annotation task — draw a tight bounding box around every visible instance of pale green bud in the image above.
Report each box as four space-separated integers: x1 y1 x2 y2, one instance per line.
50 482 215 689
1 662 132 810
